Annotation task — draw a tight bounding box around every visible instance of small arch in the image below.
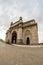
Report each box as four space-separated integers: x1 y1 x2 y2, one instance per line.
26 37 30 45
23 29 32 45
11 31 17 44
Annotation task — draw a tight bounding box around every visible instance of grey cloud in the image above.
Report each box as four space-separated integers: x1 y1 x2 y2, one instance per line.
0 0 43 24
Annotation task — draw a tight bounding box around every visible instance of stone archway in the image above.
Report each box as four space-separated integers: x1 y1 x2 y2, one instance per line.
25 30 31 45
23 29 32 45
11 31 17 44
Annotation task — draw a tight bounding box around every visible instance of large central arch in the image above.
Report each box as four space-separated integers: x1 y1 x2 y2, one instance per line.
11 31 17 44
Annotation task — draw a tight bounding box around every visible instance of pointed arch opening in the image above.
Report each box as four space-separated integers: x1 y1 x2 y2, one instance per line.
24 29 32 45
11 31 17 44
26 37 30 45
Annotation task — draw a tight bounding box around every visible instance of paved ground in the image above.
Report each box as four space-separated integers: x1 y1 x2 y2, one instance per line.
0 41 43 65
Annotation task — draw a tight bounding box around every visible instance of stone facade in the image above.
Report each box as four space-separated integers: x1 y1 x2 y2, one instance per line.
6 17 38 45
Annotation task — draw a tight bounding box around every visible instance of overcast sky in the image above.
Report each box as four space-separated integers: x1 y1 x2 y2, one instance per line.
0 0 43 42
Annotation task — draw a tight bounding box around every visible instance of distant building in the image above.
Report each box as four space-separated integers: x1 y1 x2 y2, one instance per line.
6 17 38 45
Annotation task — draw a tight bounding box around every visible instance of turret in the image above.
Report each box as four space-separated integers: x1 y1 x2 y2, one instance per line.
19 16 23 22
10 22 13 26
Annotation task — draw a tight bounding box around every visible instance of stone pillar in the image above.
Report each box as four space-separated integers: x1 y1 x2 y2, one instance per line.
31 24 38 45
17 17 23 44
6 30 11 44
7 31 11 44
17 27 23 44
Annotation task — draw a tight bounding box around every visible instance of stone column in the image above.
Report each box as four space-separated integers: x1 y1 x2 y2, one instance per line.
17 17 23 44
17 27 23 44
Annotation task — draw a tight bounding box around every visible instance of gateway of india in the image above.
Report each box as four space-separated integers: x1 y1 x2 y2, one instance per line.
6 17 38 45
